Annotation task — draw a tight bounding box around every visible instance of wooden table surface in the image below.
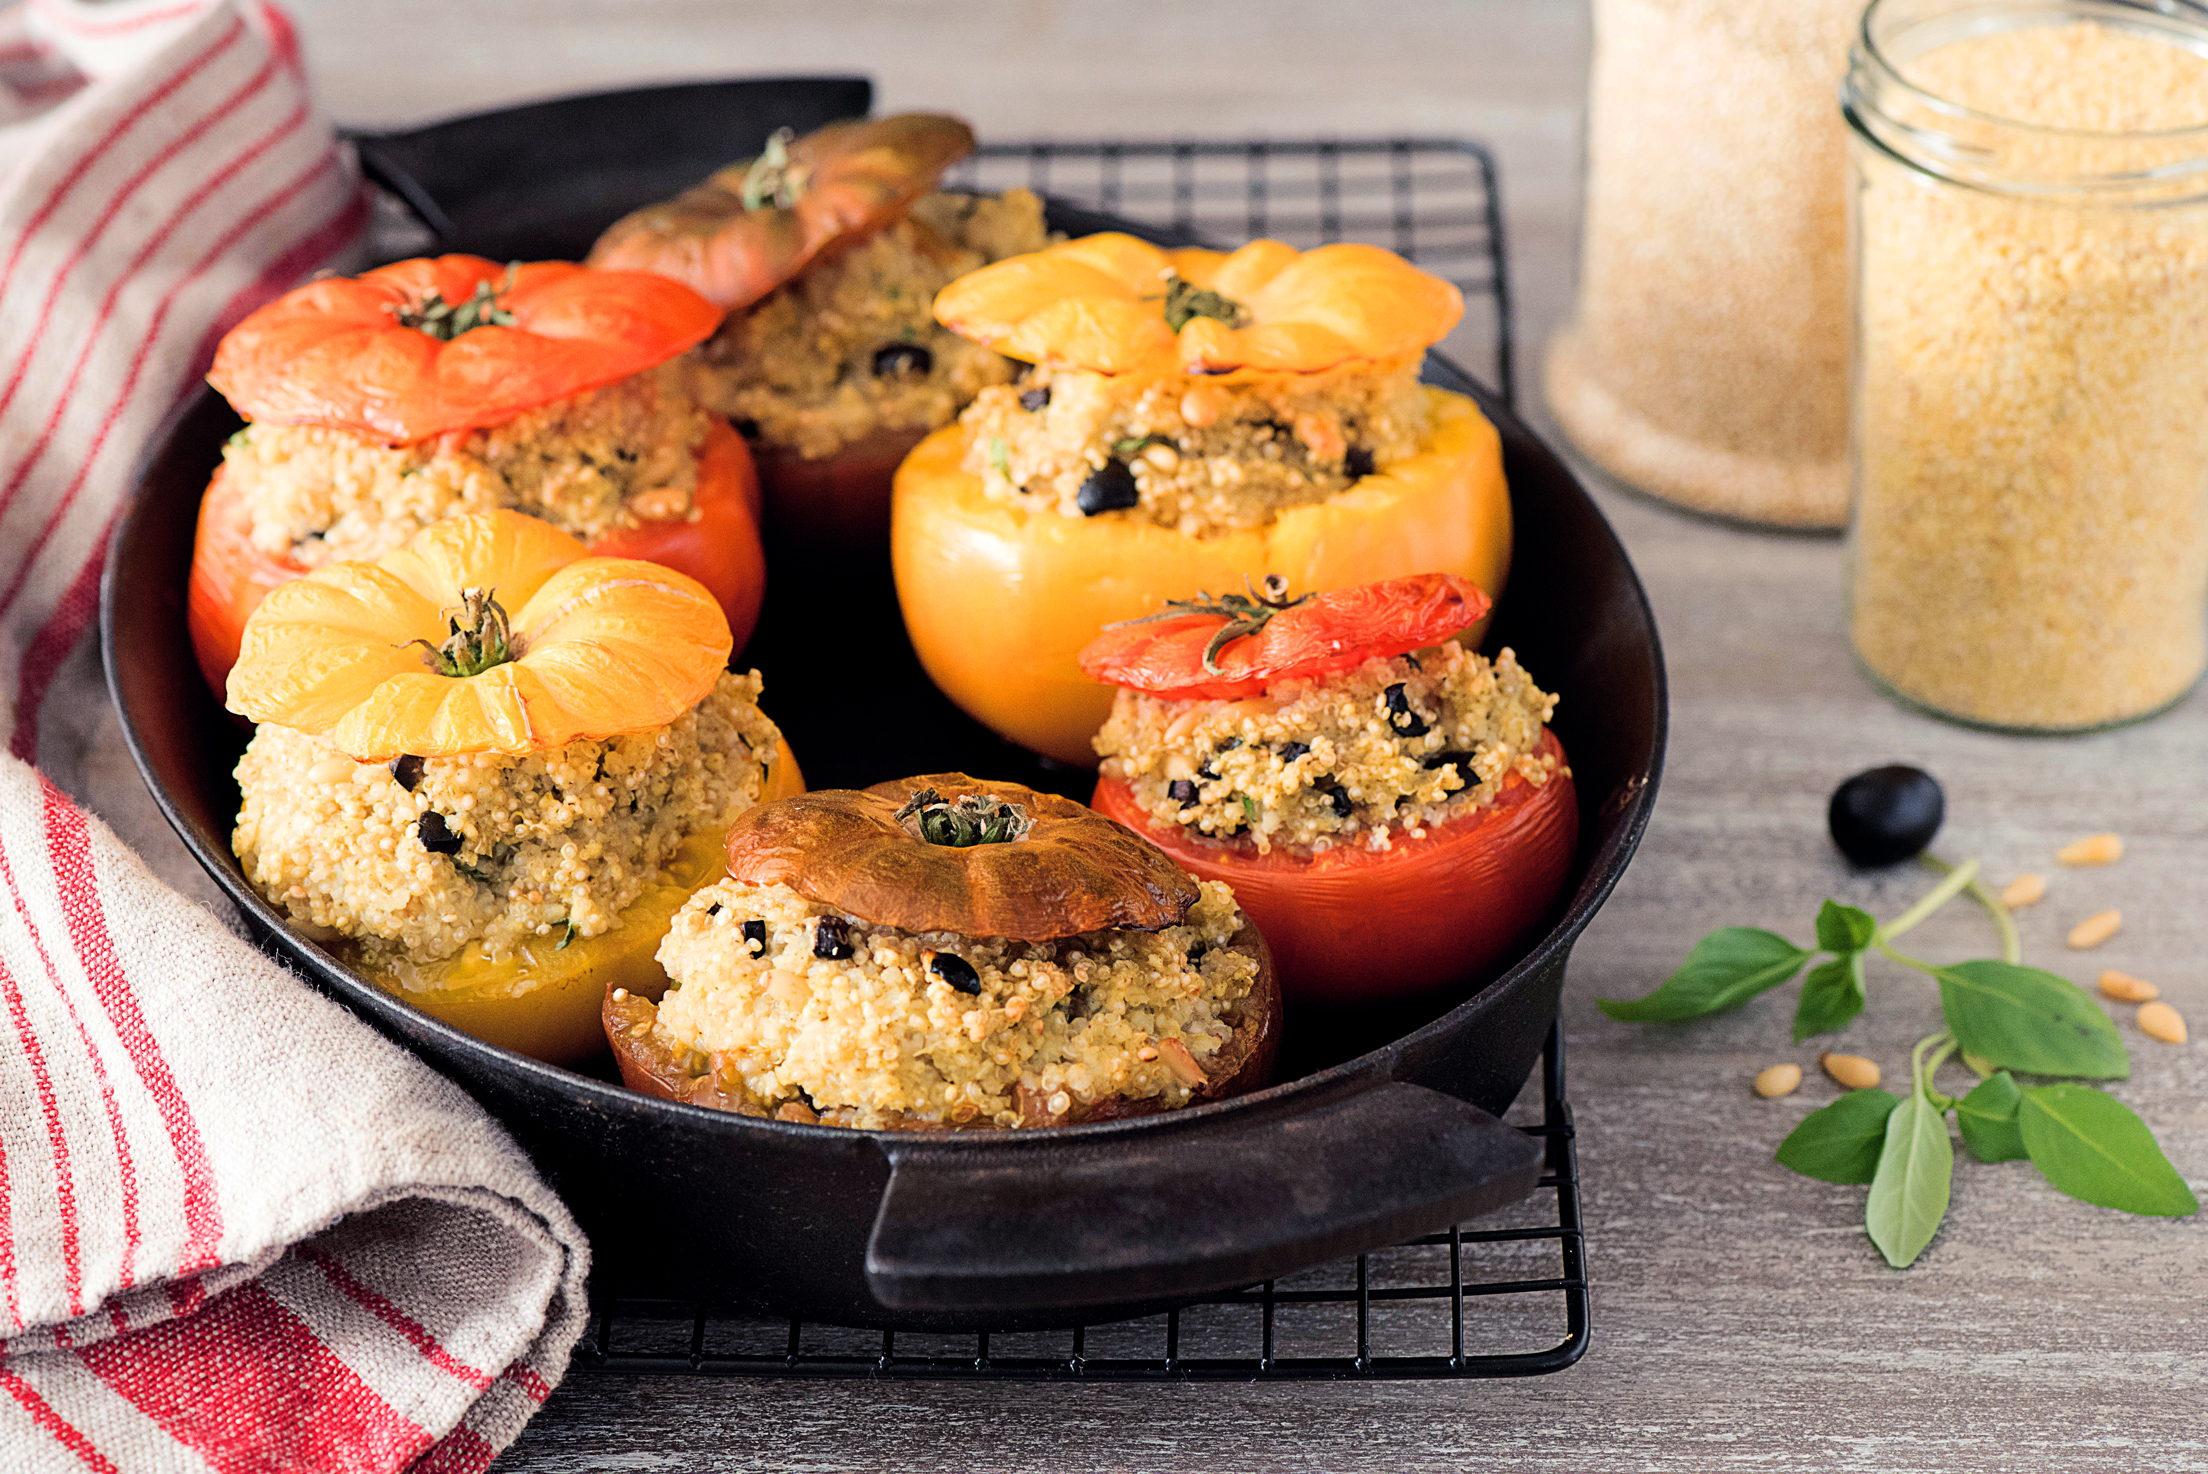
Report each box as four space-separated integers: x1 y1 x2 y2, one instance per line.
105 3 2208 1467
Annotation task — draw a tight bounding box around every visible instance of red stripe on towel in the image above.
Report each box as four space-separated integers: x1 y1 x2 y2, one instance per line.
0 949 81 1318
0 1366 122 1474
304 1249 496 1391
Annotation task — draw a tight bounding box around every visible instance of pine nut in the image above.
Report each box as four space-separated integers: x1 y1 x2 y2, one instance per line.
2066 909 2122 949
306 756 353 785
1820 1052 1882 1090
2136 1002 2187 1045
1753 1063 1802 1098
1179 385 1227 427
2057 832 2123 867
1999 873 2047 908
1142 442 1180 470
2098 969 2160 1003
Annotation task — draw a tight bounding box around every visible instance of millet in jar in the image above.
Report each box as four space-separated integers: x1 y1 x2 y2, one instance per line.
1849 19 2208 730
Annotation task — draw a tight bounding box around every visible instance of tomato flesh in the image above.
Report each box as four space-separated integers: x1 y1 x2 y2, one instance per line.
1091 729 1576 1006
188 413 767 698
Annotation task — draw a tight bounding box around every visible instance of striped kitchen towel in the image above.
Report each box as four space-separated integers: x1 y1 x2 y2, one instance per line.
0 3 591 1471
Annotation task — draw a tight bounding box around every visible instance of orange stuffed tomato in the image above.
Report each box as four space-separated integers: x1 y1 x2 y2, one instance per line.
589 115 1053 552
1081 573 1575 1006
190 255 761 694
896 234 1508 766
226 510 799 1065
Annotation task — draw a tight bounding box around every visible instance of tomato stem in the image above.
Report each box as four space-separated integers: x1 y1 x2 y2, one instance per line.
408 586 514 678
390 268 518 341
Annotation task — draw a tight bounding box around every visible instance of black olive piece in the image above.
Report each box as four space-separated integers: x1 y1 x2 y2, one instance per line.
1383 683 1430 737
741 919 768 957
1195 764 1217 782
1061 987 1090 1020
1277 741 1310 763
1186 943 1210 967
415 811 461 855
706 903 722 917
1828 766 1945 867
1019 385 1051 412
1076 458 1140 516
1217 736 1242 752
1167 779 1198 805
928 951 982 995
390 754 425 791
1344 445 1375 479
1323 785 1354 819
1422 749 1479 771
813 915 853 960
733 418 761 439
872 343 933 378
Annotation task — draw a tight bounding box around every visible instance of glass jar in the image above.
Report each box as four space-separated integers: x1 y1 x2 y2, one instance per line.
1545 0 1863 528
1844 0 2208 732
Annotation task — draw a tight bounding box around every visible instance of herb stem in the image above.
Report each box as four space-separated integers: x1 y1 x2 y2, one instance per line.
1874 939 1939 977
1912 1031 1959 1111
1879 857 1979 944
1919 854 2020 965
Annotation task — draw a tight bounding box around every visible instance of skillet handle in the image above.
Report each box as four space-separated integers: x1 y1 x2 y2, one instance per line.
863 1081 1544 1314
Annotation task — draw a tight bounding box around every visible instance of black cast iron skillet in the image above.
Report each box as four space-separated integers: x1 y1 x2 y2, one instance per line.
103 78 1667 1332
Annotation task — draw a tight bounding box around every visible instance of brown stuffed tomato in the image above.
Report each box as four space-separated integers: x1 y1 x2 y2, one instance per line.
604 773 1279 1129
1081 573 1576 1007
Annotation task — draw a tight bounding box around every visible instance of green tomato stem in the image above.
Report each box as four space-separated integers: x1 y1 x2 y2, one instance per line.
1879 857 1980 944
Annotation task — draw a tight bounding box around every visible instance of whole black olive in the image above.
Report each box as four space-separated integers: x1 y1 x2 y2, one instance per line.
1019 385 1051 412
928 951 983 995
872 343 933 378
1828 766 1945 867
813 915 853 960
415 811 461 855
1344 445 1375 479
741 919 768 957
1076 458 1140 516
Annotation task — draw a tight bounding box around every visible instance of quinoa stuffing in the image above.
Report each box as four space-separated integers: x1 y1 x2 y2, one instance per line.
225 362 710 569
960 356 1433 537
644 877 1258 1128
1095 641 1560 853
233 671 781 971
688 189 1051 460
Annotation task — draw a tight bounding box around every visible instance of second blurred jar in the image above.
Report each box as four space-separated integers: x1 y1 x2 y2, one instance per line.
1546 0 1863 528
1845 0 2208 733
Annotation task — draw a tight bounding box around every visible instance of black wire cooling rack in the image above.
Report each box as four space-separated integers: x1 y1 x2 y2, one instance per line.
574 137 1584 1382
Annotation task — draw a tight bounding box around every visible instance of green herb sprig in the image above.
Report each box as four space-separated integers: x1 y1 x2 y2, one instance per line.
1601 856 2196 1267
1106 574 1313 675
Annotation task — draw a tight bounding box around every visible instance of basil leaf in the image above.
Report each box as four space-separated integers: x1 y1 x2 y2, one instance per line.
1598 928 1811 1023
1955 1071 2027 1164
1793 951 1867 1042
2018 1084 2199 1218
1776 1087 1900 1184
1865 1091 1953 1268
1814 899 1877 955
1934 960 2127 1079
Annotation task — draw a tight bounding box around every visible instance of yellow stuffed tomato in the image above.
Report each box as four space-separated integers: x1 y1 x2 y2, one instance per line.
226 509 801 1065
896 234 1510 765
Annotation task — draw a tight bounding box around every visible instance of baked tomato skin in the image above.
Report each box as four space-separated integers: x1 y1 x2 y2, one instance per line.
1091 729 1576 1007
188 415 767 697
892 386 1512 767
752 424 929 554
353 738 804 1066
1079 571 1493 702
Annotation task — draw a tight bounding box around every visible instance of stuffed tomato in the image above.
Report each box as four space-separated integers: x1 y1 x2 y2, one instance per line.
1080 573 1575 1006
895 233 1511 766
588 114 1052 551
191 255 765 693
224 511 801 1065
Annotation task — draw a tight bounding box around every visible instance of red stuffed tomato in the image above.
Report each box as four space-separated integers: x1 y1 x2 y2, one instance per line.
188 416 765 696
1082 572 1577 1006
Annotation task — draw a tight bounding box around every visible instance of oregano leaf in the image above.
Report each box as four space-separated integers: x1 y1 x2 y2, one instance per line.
1793 951 1867 1043
1814 899 1878 954
2018 1084 2198 1218
1865 1090 1953 1268
1934 960 2127 1080
1598 928 1811 1023
1776 1088 1900 1184
1955 1071 2027 1164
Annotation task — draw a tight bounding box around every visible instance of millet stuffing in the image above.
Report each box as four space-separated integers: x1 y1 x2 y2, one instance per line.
225 362 709 568
233 671 781 968
689 189 1051 460
1095 641 1560 853
648 878 1258 1129
959 356 1431 537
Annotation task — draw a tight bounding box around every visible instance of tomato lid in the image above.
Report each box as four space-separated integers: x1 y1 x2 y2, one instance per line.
1079 573 1493 702
208 255 724 443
